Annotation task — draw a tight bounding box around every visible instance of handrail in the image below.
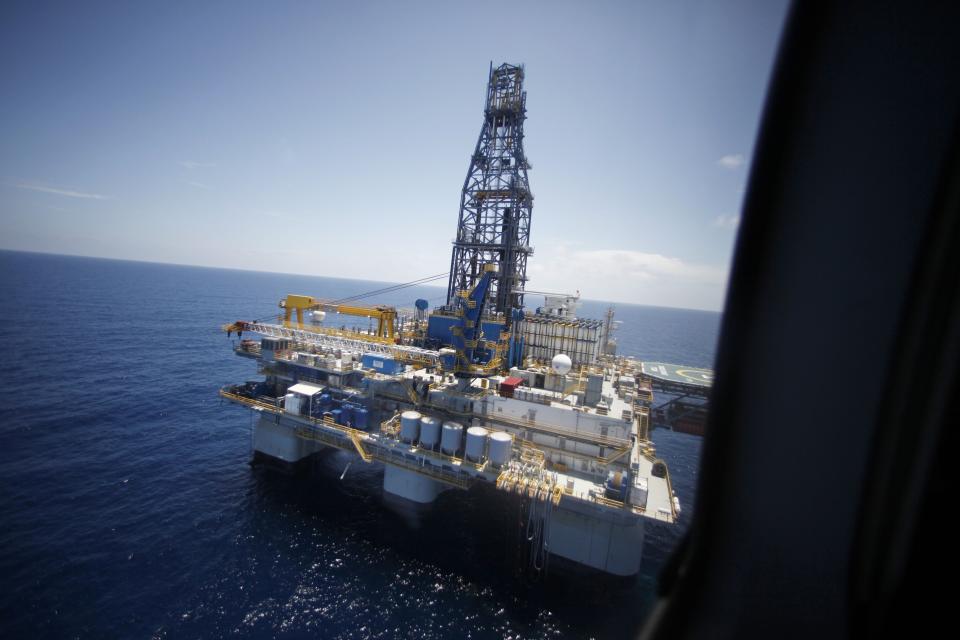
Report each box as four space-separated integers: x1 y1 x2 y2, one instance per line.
375 390 632 449
661 459 679 521
372 448 473 489
222 388 633 469
349 431 373 462
222 389 478 486
219 390 280 412
220 388 651 517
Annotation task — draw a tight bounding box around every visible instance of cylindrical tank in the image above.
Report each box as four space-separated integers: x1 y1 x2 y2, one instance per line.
400 410 421 443
419 416 441 448
353 406 369 431
319 393 332 409
331 408 343 425
441 421 463 455
552 353 572 375
487 431 513 466
465 426 488 462
340 404 354 427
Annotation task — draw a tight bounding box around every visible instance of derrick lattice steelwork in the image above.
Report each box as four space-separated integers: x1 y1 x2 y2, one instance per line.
446 63 533 323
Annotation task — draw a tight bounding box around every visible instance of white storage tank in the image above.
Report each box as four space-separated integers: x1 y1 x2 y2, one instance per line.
465 426 488 462
487 431 513 467
400 410 421 444
419 416 441 448
441 421 463 455
283 393 300 415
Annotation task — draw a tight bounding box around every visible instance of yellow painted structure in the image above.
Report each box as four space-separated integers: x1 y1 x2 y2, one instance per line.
281 294 398 342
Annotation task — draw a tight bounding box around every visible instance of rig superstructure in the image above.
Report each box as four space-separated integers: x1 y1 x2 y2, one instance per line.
219 63 694 577
446 62 533 320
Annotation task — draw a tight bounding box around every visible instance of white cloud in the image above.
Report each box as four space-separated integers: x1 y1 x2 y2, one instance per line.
526 241 729 310
180 161 215 169
186 181 211 189
10 181 111 200
713 214 741 229
718 154 745 170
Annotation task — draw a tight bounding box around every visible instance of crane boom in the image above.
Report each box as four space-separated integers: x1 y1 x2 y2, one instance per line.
280 294 398 342
224 320 439 366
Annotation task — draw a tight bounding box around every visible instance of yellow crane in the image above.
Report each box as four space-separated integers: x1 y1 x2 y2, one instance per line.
280 294 398 343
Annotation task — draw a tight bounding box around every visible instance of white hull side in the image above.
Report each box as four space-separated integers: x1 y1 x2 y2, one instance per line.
253 415 325 462
548 504 645 576
382 465 447 503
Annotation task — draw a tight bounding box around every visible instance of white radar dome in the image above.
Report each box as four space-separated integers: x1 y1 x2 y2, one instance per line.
551 353 572 375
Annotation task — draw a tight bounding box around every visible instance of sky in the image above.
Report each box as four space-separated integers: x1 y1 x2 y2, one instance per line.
0 1 788 311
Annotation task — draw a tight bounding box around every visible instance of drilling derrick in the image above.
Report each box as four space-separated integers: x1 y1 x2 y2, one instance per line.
446 62 533 325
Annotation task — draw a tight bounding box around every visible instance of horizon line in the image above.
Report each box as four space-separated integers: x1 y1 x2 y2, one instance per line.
0 247 724 313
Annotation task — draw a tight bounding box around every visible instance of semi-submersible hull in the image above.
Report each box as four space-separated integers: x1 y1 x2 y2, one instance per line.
221 334 678 577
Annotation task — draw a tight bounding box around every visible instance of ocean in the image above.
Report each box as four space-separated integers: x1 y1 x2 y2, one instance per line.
0 250 718 639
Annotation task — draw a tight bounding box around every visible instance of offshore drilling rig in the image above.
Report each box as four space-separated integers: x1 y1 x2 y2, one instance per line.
219 63 690 577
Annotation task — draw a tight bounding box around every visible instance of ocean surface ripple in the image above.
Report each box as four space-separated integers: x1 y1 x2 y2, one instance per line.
0 251 716 639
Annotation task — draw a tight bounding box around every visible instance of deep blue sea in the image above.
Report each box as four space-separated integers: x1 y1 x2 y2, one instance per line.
0 251 718 639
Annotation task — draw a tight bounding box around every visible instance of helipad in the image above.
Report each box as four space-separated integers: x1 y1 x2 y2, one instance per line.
641 361 714 390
